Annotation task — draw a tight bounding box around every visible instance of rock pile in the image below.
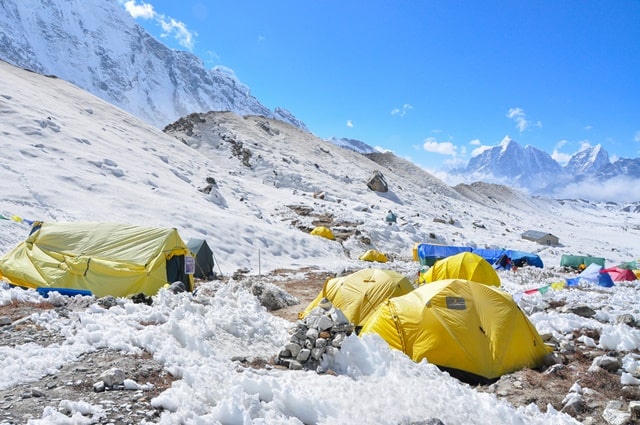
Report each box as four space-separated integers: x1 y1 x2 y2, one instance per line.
276 299 354 373
93 367 154 393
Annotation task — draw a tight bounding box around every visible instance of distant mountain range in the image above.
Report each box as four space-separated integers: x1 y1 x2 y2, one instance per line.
449 136 640 199
0 0 637 201
333 134 640 199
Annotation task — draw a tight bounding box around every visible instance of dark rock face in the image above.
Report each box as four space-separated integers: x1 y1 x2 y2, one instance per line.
367 170 389 193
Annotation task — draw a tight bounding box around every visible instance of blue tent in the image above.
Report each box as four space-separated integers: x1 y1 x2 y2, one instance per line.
492 250 544 269
471 248 506 265
417 244 544 269
503 250 544 268
417 244 472 266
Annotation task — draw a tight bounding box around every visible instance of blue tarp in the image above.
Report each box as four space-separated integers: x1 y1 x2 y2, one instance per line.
471 248 506 265
36 287 93 297
416 244 543 269
417 244 472 266
503 250 544 268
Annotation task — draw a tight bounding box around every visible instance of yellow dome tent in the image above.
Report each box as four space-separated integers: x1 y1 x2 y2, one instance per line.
361 278 551 382
359 249 388 263
420 252 500 287
300 268 414 329
0 221 194 298
310 226 335 240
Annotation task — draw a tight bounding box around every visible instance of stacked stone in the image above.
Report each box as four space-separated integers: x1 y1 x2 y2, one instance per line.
277 299 354 373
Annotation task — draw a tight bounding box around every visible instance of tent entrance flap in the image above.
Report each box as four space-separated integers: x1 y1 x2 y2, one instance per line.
166 254 192 290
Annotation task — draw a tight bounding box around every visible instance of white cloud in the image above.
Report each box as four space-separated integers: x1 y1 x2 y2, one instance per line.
346 120 354 128
506 107 541 133
469 139 481 146
551 140 570 164
390 104 413 117
422 137 456 156
554 139 568 150
553 176 640 202
551 150 571 165
158 17 195 50
123 0 154 19
121 1 196 51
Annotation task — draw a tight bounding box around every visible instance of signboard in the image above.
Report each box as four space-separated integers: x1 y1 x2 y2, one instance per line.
184 255 195 275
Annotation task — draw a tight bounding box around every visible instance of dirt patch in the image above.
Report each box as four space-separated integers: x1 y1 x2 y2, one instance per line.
0 301 176 424
265 268 332 321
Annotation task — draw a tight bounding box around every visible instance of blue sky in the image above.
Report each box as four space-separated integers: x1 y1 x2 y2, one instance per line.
119 1 640 173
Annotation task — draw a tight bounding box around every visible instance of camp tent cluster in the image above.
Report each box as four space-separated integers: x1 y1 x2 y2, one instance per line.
301 260 551 382
560 254 639 285
301 269 414 330
412 244 638 309
0 221 209 298
3 221 635 383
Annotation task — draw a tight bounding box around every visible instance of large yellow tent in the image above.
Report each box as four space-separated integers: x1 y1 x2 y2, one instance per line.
300 268 414 329
420 252 500 287
0 221 194 298
360 278 551 382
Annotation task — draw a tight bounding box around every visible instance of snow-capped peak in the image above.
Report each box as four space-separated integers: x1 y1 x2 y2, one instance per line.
564 144 610 175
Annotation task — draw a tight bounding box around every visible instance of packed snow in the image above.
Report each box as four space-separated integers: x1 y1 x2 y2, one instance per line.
2 60 640 424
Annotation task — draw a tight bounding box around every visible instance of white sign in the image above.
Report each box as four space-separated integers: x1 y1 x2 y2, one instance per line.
184 255 195 275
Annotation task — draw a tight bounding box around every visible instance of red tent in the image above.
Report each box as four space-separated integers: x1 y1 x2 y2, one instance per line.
602 266 637 282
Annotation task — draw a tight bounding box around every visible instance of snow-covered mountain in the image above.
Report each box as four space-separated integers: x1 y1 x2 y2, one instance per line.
1 0 638 202
454 137 640 201
452 136 563 190
564 144 610 175
0 0 305 130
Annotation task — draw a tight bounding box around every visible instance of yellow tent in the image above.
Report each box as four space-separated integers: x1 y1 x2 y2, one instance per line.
310 226 335 240
420 252 500 287
361 278 551 382
359 249 388 263
300 268 414 329
0 221 194 298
